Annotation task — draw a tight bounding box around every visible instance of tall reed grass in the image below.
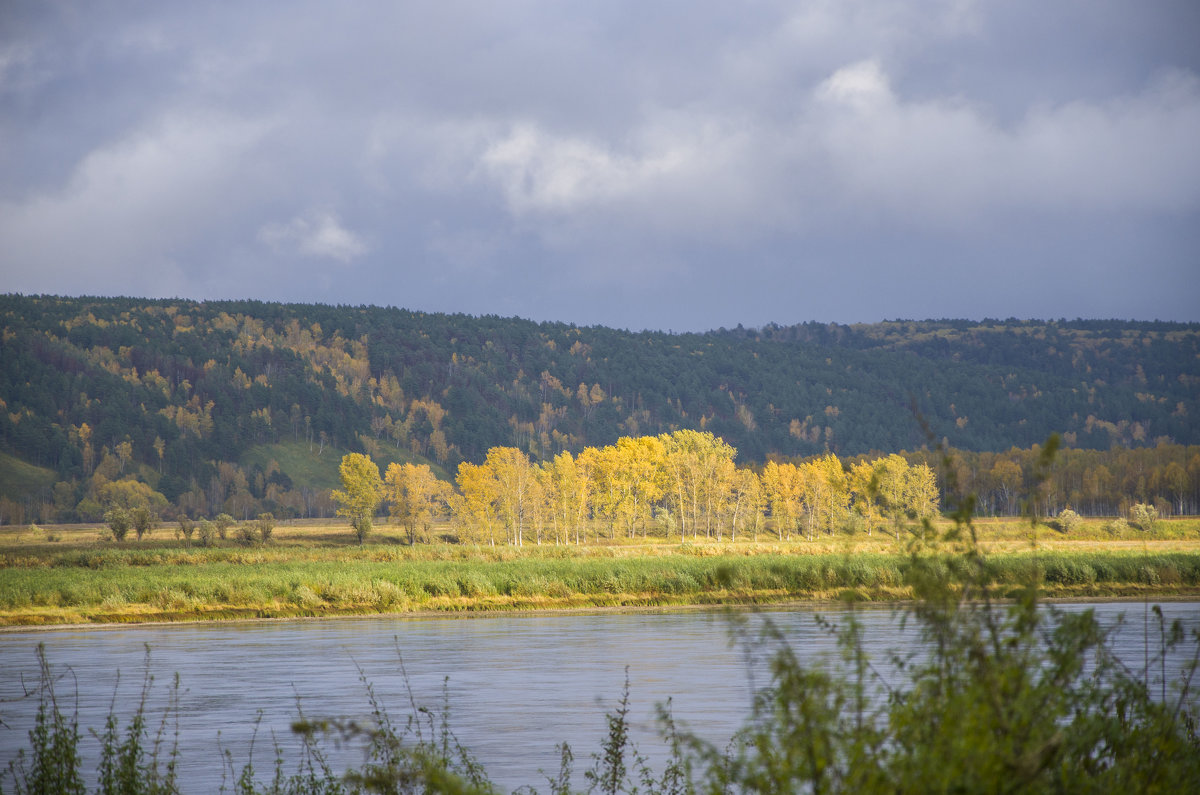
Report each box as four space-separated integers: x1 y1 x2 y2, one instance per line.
2 548 1198 624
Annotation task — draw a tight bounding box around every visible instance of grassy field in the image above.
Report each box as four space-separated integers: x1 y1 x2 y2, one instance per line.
1 517 1198 626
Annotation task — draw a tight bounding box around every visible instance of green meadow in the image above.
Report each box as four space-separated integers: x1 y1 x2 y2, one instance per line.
2 517 1199 626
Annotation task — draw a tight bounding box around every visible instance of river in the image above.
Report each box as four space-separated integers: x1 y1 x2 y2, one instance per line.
2 601 1198 792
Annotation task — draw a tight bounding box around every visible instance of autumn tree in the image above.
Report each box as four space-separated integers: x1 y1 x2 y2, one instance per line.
130 505 159 541
544 451 584 544
486 447 536 546
874 454 913 540
589 444 629 541
906 462 939 520
991 458 1024 515
551 449 594 544
332 453 383 544
97 478 169 514
528 466 550 544
385 462 452 545
455 461 500 546
104 506 131 542
849 460 883 535
659 430 737 541
761 461 803 541
728 467 763 542
802 454 849 537
620 435 665 538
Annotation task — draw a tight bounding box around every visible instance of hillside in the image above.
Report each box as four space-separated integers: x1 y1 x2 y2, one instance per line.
1 295 1197 520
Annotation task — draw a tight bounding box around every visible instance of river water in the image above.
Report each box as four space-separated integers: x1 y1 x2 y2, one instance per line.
1 602 1197 792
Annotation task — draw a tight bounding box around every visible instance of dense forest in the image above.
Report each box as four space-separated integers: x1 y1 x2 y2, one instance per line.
1 294 1197 523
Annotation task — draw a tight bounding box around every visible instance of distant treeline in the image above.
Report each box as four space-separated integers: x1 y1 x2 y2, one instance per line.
4 429 1197 530
899 442 1200 519
1 295 1198 524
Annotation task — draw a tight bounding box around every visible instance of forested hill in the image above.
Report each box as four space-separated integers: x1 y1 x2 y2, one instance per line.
1 294 1197 508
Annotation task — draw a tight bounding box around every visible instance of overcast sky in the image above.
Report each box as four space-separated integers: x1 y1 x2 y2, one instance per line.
2 1 1198 331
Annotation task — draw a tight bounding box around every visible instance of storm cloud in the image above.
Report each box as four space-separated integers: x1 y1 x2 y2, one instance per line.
2 1 1198 330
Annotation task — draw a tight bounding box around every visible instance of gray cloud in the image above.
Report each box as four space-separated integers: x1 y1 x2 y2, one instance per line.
258 209 368 263
2 0 1197 329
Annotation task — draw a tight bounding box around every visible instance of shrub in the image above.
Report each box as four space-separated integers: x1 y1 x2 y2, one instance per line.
177 517 195 544
26 524 61 543
213 513 234 540
4 646 85 793
255 512 275 543
196 519 216 547
130 505 158 541
1130 503 1159 532
104 507 131 542
1054 507 1081 534
1103 517 1130 536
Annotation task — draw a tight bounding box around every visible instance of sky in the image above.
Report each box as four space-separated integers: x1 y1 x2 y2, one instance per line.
2 1 1198 332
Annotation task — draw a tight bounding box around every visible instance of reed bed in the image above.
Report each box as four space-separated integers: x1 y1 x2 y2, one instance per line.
2 543 1199 625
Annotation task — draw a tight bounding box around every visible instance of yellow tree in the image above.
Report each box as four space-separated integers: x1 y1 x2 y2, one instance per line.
660 431 698 540
454 461 500 546
876 453 914 541
572 447 602 544
695 433 737 539
804 454 849 537
728 467 763 542
659 430 736 541
97 478 169 513
545 451 580 544
385 462 452 545
588 443 623 541
850 460 883 536
528 466 551 545
619 435 666 538
761 460 803 541
485 447 535 546
332 453 383 544
905 462 939 521
115 440 134 474
705 455 739 540
608 440 637 538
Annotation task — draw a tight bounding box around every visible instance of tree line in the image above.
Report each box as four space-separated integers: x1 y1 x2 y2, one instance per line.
3 438 1198 533
332 430 938 546
902 442 1200 519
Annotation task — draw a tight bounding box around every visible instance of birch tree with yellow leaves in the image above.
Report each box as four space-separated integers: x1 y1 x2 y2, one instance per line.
332 453 382 545
454 461 500 546
485 446 536 546
384 462 452 545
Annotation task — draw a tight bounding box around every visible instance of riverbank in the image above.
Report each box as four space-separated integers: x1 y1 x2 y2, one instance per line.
2 517 1199 626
